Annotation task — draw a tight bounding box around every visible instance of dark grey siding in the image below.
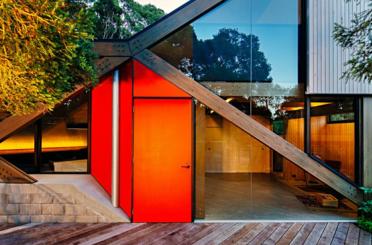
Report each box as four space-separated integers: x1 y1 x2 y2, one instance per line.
307 0 371 94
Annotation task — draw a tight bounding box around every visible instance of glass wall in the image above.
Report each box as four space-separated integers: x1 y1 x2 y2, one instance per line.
0 91 90 174
41 91 89 173
152 0 302 96
310 97 356 181
0 124 36 172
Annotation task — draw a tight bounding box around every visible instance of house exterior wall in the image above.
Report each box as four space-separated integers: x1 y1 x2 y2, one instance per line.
91 73 113 195
307 0 371 94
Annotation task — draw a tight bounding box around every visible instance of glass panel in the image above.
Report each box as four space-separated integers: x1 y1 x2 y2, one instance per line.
310 97 355 181
0 124 35 172
41 92 89 173
195 102 357 220
152 0 301 94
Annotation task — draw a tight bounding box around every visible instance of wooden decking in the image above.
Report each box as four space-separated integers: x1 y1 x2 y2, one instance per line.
0 222 370 244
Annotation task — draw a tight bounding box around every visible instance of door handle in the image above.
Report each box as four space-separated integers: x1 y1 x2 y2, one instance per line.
181 165 191 169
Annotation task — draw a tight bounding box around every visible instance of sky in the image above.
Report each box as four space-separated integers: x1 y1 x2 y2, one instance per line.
136 0 188 13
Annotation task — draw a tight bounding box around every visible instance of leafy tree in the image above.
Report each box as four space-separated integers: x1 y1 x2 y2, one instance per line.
194 28 272 82
0 0 96 115
91 0 165 39
333 0 372 82
90 0 123 39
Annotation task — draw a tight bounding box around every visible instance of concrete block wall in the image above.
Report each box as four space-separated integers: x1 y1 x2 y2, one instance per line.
0 183 126 224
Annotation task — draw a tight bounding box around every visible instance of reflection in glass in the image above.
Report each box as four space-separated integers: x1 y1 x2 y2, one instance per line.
41 92 89 173
0 124 35 171
310 97 355 181
195 101 357 221
152 0 300 94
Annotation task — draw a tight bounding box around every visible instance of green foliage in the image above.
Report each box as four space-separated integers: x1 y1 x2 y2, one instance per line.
91 0 165 39
0 0 97 115
358 188 372 232
333 0 372 82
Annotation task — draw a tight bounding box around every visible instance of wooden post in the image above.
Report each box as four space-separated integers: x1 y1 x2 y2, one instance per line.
363 98 372 192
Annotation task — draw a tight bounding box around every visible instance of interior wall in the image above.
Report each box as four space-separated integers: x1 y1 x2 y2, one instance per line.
311 116 355 180
283 118 306 181
205 114 271 173
282 116 355 182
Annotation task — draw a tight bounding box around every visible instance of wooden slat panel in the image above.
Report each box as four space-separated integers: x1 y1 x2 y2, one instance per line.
308 0 372 94
129 0 224 55
135 49 363 204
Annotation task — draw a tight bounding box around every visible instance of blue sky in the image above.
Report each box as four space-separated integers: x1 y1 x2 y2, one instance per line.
138 0 299 84
193 0 299 84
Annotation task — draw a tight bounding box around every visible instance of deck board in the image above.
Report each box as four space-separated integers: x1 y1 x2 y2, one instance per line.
0 222 369 245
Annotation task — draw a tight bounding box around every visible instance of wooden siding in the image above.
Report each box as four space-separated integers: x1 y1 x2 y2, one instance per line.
135 49 363 204
308 0 372 94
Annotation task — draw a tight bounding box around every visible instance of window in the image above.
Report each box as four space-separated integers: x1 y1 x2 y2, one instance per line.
328 112 355 123
310 97 356 181
152 0 301 94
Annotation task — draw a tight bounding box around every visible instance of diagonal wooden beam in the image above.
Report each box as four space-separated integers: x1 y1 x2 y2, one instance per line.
129 0 224 55
0 157 37 183
0 57 128 142
96 57 130 77
135 49 363 204
93 41 131 57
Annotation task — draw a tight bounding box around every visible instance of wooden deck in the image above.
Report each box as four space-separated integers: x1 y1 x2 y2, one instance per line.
0 222 370 244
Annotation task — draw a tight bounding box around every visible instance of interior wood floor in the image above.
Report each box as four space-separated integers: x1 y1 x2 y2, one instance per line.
203 173 356 221
0 222 369 244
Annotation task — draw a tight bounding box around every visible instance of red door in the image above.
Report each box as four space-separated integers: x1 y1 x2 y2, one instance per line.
133 99 192 222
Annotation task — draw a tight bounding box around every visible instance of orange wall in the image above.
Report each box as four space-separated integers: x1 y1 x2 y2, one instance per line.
283 116 355 181
311 116 355 180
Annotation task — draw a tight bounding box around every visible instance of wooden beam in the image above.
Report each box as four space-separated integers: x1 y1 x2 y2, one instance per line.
135 49 363 204
0 157 37 183
93 41 131 57
96 57 130 77
129 0 224 55
0 85 86 143
0 57 128 142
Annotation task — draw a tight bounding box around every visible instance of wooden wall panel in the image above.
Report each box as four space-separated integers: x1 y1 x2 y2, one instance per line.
205 115 271 173
283 118 306 181
311 116 355 181
195 103 206 219
308 0 372 94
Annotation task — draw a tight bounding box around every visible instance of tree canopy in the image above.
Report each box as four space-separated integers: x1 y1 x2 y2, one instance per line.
333 0 372 82
0 0 96 115
194 28 272 82
0 0 165 115
91 0 164 39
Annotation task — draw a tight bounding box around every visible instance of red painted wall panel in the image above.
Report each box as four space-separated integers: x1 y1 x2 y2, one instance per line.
119 62 133 218
134 60 190 98
91 73 113 195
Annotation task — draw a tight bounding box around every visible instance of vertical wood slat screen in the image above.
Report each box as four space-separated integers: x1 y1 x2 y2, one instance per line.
307 0 371 94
